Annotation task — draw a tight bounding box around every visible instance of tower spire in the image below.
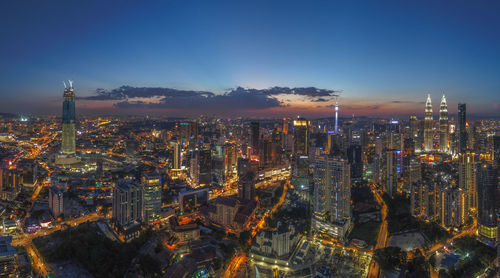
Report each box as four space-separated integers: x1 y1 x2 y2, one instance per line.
439 92 449 153
334 97 339 134
424 94 433 152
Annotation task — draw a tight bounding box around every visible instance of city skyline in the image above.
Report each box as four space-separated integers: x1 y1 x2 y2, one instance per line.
1 1 499 117
1 2 499 278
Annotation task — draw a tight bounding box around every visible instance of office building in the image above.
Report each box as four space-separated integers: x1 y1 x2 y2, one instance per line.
458 103 467 154
250 122 260 157
409 115 418 139
347 144 363 180
198 149 212 185
112 179 142 228
385 149 398 198
439 94 449 153
190 149 212 186
477 162 497 245
141 173 162 225
0 168 21 201
293 118 308 155
238 171 256 201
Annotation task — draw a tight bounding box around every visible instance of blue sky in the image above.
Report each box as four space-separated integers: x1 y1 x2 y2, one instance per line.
0 0 499 116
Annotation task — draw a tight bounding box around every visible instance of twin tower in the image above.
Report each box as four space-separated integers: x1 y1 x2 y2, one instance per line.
424 94 448 153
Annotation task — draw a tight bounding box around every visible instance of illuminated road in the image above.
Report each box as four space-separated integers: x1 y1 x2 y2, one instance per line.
12 213 102 276
225 177 289 278
368 186 388 278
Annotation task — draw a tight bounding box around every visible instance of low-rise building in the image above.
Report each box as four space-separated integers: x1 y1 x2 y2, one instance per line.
252 222 299 258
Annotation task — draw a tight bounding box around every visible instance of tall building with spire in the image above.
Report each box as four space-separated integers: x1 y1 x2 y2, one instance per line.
424 94 433 152
439 94 449 153
62 81 76 155
334 100 339 134
56 81 80 165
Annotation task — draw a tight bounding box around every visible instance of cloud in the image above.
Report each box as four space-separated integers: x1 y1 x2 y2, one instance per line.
80 85 340 111
113 88 282 111
311 98 330 102
78 86 214 100
391 100 425 104
229 86 340 98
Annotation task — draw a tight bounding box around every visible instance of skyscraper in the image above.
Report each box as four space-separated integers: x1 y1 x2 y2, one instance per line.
477 162 497 245
62 81 76 155
112 179 142 228
49 186 64 217
141 173 162 225
198 149 212 185
313 155 351 238
238 171 256 201
439 94 449 153
172 141 181 170
347 144 363 180
424 94 433 152
459 151 476 212
409 115 418 139
293 117 308 155
250 122 260 157
438 187 466 228
56 81 80 165
458 103 467 154
385 149 398 198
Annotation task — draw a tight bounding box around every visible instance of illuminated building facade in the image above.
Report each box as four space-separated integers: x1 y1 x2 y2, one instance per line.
439 94 449 153
293 118 308 155
238 171 256 201
112 179 143 228
172 141 181 170
458 103 467 154
49 186 64 218
384 149 398 198
438 187 465 228
142 173 162 224
61 81 76 155
477 162 497 245
459 151 476 212
56 81 80 165
424 94 433 152
409 115 418 139
313 155 351 238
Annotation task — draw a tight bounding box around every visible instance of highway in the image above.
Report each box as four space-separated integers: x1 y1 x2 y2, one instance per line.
367 186 388 278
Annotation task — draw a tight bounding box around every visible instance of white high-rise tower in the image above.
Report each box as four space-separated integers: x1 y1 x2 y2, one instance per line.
424 94 433 152
439 94 449 153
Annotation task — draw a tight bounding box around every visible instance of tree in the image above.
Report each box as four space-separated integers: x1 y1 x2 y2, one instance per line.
374 247 406 270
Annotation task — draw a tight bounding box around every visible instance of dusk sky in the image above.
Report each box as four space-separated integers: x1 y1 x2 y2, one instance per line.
1 0 499 117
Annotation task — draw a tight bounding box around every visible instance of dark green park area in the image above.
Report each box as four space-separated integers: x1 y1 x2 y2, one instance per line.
33 222 154 278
